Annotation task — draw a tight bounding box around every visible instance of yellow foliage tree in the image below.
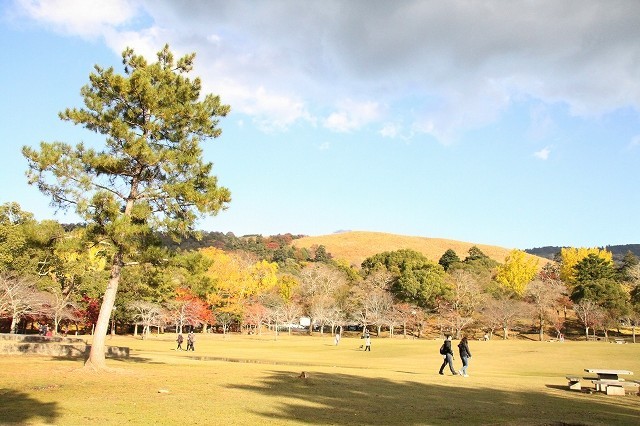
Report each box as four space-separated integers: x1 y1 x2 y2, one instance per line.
249 260 278 294
277 274 300 302
559 247 613 284
495 249 539 296
200 247 279 322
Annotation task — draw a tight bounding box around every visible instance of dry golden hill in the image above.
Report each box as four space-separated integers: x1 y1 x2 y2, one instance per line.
292 231 548 268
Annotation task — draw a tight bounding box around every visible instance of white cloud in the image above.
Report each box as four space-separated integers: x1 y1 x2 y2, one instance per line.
534 147 551 160
323 99 382 133
211 83 313 133
380 123 400 138
14 0 640 140
17 0 139 37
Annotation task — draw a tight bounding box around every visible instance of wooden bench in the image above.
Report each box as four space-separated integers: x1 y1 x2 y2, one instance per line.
612 338 626 344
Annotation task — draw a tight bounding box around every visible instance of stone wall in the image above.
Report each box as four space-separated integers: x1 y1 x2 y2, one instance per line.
0 334 129 358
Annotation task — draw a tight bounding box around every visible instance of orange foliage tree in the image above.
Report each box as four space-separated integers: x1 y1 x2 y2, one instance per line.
169 287 215 333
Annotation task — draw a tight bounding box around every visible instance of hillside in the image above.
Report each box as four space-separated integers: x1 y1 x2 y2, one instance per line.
292 231 548 268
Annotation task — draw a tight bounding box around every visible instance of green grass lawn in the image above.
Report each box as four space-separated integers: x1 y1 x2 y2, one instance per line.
1 333 639 425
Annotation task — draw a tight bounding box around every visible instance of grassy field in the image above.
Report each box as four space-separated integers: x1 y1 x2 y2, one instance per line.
1 333 639 425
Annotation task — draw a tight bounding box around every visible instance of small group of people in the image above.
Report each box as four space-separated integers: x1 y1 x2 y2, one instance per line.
438 335 472 377
38 323 53 337
176 331 195 351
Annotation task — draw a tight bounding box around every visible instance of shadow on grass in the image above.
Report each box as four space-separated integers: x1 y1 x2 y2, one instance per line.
228 371 640 425
0 389 60 424
43 354 161 366
108 355 163 365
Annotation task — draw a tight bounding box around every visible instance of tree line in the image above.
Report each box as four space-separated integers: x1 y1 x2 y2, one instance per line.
3 201 640 347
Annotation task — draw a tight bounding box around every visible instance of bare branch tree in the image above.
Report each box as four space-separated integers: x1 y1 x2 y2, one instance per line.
281 302 303 335
438 270 485 338
41 286 80 335
525 279 565 341
369 290 394 336
128 301 163 339
481 296 527 340
299 264 348 334
0 273 48 334
573 299 605 340
346 270 393 335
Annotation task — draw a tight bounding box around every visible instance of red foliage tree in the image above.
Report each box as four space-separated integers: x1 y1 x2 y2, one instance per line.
76 295 101 331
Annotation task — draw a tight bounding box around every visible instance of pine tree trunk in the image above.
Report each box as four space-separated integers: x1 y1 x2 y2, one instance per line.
85 251 123 370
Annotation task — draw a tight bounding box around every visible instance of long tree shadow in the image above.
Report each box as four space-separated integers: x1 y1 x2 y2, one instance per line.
228 371 640 425
0 389 60 424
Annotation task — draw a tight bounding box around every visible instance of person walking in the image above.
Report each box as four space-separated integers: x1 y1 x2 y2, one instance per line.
438 335 457 375
176 333 184 351
457 336 472 377
186 331 195 351
364 331 371 351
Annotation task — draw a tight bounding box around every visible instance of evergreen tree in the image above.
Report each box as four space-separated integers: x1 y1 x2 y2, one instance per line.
571 254 628 319
573 253 615 283
361 249 447 308
618 251 639 282
438 249 460 271
22 45 231 369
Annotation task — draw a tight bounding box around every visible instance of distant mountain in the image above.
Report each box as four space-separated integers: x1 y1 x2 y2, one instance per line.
293 231 548 267
525 244 640 262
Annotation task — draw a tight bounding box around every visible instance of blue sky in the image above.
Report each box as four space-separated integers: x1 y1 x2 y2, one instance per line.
1 0 639 250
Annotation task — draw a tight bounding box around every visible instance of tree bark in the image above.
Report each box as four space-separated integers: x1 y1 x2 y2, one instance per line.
9 316 18 334
539 316 545 341
85 251 123 370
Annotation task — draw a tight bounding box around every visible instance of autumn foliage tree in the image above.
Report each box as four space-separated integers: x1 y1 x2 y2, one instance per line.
22 45 231 369
202 247 279 332
494 249 538 296
559 247 613 285
169 287 214 333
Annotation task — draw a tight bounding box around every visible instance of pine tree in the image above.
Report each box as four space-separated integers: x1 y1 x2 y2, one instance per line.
23 45 231 370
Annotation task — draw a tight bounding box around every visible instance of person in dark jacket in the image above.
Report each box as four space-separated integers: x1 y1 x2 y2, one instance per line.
457 336 472 377
186 331 195 351
176 333 184 351
438 335 457 375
